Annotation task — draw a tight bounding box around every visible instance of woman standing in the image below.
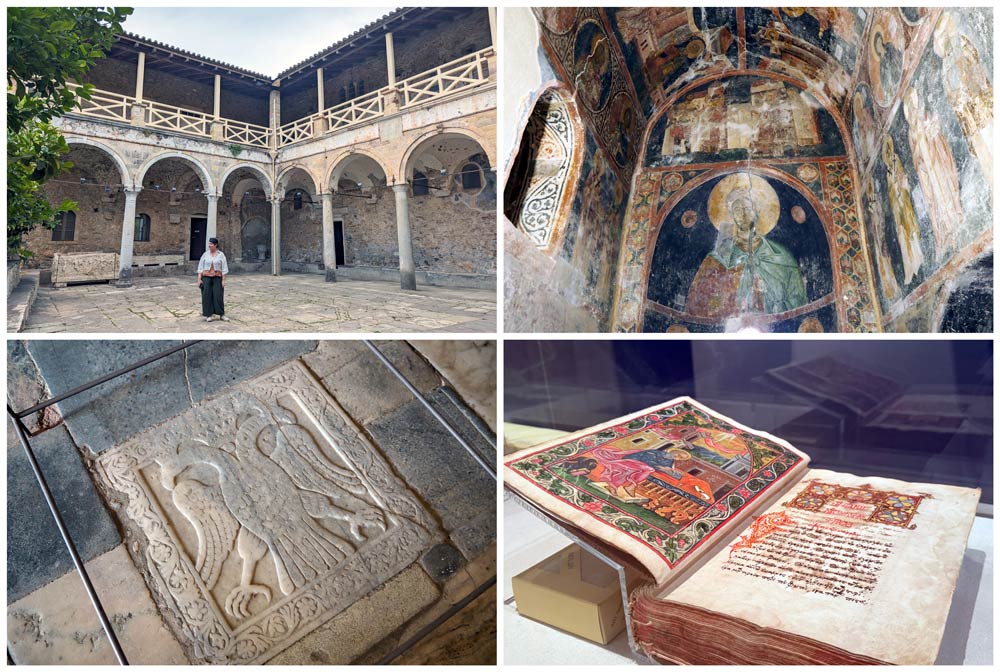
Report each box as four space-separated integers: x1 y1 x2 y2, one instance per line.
197 237 230 322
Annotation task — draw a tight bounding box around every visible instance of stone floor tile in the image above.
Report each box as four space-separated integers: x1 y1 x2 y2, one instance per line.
7 544 188 664
7 424 121 602
182 339 318 401
19 274 496 333
25 340 189 451
303 341 441 426
268 564 440 665
366 393 497 559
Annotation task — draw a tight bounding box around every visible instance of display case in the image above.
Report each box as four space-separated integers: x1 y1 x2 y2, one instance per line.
503 340 992 665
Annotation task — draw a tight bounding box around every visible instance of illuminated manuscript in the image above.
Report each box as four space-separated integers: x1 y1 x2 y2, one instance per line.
504 398 980 665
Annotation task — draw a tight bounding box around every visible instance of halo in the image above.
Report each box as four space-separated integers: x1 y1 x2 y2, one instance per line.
707 173 780 236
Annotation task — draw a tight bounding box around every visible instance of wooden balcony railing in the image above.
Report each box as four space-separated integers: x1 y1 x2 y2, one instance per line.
65 46 495 150
67 83 132 123
222 119 271 149
323 88 384 133
146 100 212 137
399 47 493 109
276 116 312 147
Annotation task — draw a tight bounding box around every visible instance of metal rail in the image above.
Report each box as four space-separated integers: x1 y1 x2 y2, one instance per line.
362 340 497 480
7 406 129 665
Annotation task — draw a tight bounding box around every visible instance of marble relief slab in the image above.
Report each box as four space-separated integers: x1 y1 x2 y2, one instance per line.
93 360 441 664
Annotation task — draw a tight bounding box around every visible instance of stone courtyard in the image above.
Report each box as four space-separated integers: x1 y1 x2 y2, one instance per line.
7 339 497 664
21 274 496 333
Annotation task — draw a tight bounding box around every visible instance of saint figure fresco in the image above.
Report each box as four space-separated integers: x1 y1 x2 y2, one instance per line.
882 136 925 285
934 12 993 187
901 89 962 256
867 12 904 106
687 173 807 318
864 179 901 302
574 26 612 111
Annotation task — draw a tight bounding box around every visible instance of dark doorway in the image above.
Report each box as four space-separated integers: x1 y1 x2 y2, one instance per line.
189 217 207 260
333 220 345 266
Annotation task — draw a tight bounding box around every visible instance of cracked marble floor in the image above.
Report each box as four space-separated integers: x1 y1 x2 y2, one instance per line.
21 274 497 333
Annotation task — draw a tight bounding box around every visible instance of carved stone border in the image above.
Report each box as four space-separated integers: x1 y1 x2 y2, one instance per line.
92 360 442 663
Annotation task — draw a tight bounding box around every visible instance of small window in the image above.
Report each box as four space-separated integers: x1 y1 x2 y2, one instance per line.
293 191 303 210
52 211 76 241
461 163 482 190
631 437 644 444
134 213 151 242
689 468 702 477
412 171 429 196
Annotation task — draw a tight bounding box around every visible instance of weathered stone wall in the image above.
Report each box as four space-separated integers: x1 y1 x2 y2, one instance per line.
330 183 495 276
280 193 323 265
28 157 249 268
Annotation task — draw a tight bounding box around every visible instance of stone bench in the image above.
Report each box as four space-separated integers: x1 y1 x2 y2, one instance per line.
51 252 119 287
132 254 185 268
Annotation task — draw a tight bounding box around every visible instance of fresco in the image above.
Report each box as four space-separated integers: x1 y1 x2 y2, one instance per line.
645 172 834 331
559 132 628 324
645 76 845 167
850 83 877 170
744 7 865 107
862 8 993 324
533 7 645 177
866 9 906 106
606 8 737 116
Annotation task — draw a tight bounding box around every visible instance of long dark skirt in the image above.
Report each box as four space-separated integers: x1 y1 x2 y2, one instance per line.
201 276 225 316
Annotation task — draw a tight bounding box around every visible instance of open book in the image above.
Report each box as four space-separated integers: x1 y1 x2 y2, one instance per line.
503 397 980 665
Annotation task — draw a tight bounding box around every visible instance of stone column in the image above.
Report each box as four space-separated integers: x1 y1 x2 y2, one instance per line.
205 194 219 252
135 52 145 102
385 32 396 86
269 196 282 276
392 184 416 290
321 192 337 282
213 74 221 118
117 187 141 287
488 7 497 47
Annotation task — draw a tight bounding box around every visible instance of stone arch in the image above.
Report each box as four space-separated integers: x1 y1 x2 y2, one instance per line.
136 151 215 195
62 136 132 188
275 164 320 198
219 162 272 195
325 150 390 192
399 126 494 183
503 83 583 251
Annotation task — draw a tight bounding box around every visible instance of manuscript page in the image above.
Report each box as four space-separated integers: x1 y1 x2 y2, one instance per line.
657 468 980 664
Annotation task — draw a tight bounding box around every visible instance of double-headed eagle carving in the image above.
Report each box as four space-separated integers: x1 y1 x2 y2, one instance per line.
155 394 385 620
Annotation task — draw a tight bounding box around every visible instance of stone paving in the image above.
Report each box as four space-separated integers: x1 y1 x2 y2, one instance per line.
21 274 497 333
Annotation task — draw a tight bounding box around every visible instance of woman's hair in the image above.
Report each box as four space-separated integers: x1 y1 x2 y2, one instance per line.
208 237 219 246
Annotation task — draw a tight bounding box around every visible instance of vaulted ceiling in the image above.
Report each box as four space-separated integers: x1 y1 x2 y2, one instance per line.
602 7 931 122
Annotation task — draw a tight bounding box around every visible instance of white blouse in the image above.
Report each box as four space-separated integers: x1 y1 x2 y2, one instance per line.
197 250 229 275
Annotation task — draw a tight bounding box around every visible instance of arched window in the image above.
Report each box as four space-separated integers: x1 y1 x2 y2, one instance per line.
412 171 429 196
293 191 303 210
134 213 151 242
504 89 576 249
51 211 76 241
460 163 482 190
